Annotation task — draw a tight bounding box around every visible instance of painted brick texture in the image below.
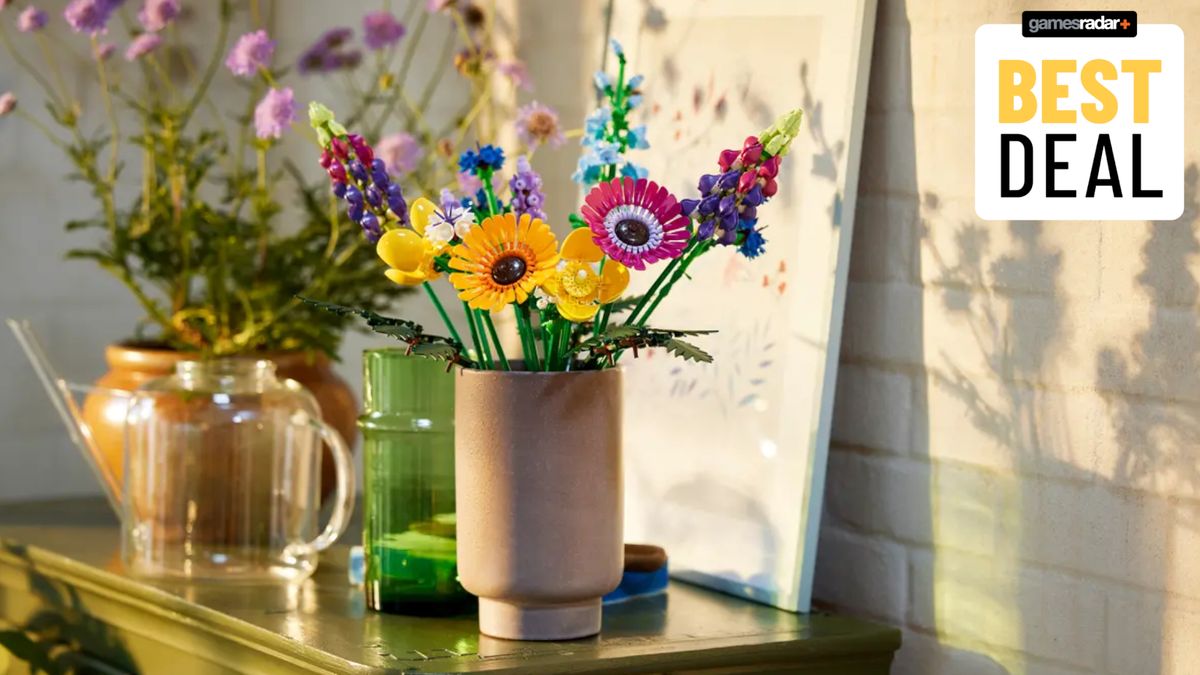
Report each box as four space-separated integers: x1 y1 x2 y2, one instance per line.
815 2 1200 674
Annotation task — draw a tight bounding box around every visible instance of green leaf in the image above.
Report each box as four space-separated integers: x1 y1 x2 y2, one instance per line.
568 213 588 229
604 294 645 315
664 338 713 363
410 342 460 361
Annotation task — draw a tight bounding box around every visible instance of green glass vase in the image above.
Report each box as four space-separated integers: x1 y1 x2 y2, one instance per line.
359 349 473 615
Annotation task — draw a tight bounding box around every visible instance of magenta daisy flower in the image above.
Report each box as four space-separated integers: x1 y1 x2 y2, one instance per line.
581 177 690 270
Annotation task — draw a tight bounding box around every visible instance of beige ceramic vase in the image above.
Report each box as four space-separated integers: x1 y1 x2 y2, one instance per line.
454 366 623 641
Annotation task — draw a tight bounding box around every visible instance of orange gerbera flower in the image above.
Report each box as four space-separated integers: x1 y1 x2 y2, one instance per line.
448 212 559 311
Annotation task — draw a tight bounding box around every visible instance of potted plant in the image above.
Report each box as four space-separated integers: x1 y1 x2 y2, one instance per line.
0 0 525 491
307 38 802 639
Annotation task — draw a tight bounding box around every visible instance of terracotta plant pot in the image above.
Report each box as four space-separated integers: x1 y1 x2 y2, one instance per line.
454 366 623 641
81 344 357 499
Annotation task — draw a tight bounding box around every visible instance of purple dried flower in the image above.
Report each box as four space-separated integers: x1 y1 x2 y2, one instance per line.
93 41 116 60
498 60 533 91
376 132 423 175
509 156 546 221
297 27 359 75
225 29 275 78
514 101 564 149
64 0 122 35
362 11 405 50
0 92 16 116
318 27 352 48
138 0 178 32
124 33 162 61
17 6 47 32
253 87 295 140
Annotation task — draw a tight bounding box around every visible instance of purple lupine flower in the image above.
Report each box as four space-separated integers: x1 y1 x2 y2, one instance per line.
385 184 407 225
253 87 295 139
376 132 423 175
17 6 48 32
680 134 785 257
124 33 162 60
225 29 275 78
93 41 115 60
514 101 564 149
509 156 546 221
138 0 178 32
64 0 122 35
0 92 16 116
362 11 405 50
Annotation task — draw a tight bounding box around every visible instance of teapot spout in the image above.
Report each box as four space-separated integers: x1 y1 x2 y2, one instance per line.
7 319 123 515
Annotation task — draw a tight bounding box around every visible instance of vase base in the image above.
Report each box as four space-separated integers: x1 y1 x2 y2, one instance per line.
478 598 602 641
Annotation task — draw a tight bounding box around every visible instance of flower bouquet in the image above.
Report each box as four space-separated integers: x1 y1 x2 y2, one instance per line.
306 39 801 640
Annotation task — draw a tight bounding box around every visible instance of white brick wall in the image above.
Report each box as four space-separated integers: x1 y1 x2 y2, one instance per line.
815 2 1200 673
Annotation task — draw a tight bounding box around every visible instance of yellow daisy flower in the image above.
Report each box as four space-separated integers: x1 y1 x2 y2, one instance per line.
377 228 440 286
448 212 559 311
543 228 629 322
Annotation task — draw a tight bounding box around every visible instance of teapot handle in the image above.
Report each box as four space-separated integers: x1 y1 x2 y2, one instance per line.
285 417 356 561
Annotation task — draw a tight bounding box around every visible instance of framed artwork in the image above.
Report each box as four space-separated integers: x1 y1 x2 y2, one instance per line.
612 0 877 612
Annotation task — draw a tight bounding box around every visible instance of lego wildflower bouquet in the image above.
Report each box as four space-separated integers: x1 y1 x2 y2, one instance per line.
307 41 802 371
0 0 521 355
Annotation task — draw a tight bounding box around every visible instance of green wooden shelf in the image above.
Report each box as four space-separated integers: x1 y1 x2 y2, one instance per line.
0 499 900 674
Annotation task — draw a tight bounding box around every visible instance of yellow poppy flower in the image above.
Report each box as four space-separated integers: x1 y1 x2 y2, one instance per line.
544 228 630 322
447 212 559 311
377 228 440 286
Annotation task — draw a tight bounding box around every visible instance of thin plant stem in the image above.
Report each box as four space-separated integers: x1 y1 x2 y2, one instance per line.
479 310 509 370
14 109 67 147
514 303 540 370
462 300 487 367
636 241 713 327
93 37 121 182
179 2 231 127
423 282 463 346
625 254 682 326
0 25 63 110
34 35 71 110
368 9 429 137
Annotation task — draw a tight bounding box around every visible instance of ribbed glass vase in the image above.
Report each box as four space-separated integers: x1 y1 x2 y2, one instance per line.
359 349 473 615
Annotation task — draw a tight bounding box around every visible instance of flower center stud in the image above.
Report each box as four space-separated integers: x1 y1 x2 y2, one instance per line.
490 254 528 286
615 219 651 247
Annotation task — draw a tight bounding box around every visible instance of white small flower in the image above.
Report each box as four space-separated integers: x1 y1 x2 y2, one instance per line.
452 210 475 238
533 286 555 310
425 221 454 245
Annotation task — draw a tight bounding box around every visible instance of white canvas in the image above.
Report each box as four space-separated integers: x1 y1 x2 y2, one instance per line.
612 0 877 612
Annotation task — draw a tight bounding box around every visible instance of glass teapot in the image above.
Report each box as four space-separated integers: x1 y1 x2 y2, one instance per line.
9 321 355 582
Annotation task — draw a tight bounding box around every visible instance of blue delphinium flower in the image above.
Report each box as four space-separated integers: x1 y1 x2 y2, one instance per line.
620 163 648 180
738 228 766 259
610 38 624 58
458 149 479 173
584 106 612 140
593 70 613 93
476 144 505 171
626 125 650 150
